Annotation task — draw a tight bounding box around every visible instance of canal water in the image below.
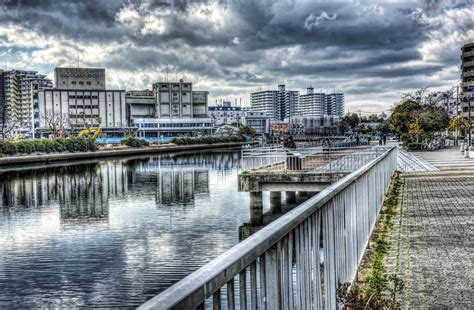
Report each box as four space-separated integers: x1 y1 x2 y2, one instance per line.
0 149 284 308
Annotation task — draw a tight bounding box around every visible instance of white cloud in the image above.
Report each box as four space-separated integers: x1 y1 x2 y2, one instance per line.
419 6 474 64
304 11 337 31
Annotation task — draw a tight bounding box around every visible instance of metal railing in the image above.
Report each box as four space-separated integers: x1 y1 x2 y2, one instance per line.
241 145 383 173
139 146 397 310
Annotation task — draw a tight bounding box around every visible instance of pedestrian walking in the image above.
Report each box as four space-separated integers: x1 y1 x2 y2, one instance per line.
383 134 387 145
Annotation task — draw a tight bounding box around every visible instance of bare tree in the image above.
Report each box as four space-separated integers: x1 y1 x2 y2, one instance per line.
0 96 15 140
42 111 70 138
401 87 428 103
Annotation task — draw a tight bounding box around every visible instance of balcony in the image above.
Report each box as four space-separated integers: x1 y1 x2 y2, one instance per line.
462 71 474 78
463 51 474 58
462 61 474 68
463 81 474 88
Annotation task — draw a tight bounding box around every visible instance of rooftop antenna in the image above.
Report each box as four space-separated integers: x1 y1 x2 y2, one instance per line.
77 50 80 68
175 71 178 81
166 65 169 82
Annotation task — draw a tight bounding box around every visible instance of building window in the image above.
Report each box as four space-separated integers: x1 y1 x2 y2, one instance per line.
72 81 77 85
87 81 91 85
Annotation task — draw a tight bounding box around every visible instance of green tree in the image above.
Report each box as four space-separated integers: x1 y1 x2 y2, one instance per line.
339 118 350 135
343 113 360 129
376 121 390 134
239 125 255 137
389 100 421 136
419 106 449 133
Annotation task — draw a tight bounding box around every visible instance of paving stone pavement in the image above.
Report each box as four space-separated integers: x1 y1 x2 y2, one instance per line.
386 170 474 308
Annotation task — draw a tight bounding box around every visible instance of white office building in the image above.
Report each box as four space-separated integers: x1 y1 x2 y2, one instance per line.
243 111 270 136
37 67 127 135
38 89 127 132
126 90 156 125
153 79 208 119
208 101 244 126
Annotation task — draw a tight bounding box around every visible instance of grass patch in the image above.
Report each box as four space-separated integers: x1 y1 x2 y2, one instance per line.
337 171 404 309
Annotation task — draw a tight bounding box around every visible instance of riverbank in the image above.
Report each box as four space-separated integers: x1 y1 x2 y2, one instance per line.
0 142 254 166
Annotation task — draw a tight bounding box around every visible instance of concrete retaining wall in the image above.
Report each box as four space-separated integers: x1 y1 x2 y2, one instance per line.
0 142 254 166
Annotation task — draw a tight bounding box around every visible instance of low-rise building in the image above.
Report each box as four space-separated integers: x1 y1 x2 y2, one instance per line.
289 115 341 136
243 111 270 136
135 118 214 137
126 90 155 125
208 101 244 126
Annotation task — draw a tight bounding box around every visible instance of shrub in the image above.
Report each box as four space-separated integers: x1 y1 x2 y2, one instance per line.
407 142 425 151
170 135 245 145
2 142 17 155
122 137 149 148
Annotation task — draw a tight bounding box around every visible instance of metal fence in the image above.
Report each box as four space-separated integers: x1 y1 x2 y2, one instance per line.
139 146 397 310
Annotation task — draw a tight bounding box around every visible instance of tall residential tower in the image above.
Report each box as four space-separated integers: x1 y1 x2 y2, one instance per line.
461 42 474 118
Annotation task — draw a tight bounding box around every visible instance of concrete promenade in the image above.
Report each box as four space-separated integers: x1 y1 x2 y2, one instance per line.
387 147 474 308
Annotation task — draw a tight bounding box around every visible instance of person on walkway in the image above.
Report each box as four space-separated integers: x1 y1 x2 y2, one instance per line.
355 135 360 146
284 135 296 149
383 134 387 145
379 134 383 145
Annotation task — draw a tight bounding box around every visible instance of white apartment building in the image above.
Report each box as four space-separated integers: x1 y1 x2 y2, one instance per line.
250 84 299 120
325 93 345 117
0 70 52 136
299 87 326 117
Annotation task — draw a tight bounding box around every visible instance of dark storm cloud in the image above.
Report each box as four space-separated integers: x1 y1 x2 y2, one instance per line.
0 0 472 109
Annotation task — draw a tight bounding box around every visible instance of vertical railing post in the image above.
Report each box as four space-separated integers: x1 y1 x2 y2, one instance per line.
264 245 281 309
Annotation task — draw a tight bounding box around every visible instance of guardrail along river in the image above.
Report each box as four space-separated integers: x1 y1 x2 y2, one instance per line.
0 150 286 308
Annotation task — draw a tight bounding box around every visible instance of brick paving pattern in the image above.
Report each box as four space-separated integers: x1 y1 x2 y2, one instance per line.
387 148 474 308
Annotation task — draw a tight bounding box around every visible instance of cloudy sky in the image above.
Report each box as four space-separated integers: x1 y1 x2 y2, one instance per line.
0 0 473 113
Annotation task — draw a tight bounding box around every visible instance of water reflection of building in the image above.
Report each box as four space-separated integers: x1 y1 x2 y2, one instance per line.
1 151 240 220
0 161 129 223
157 169 209 205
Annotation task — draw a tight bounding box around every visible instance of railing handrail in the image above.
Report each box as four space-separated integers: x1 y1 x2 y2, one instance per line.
139 146 397 310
